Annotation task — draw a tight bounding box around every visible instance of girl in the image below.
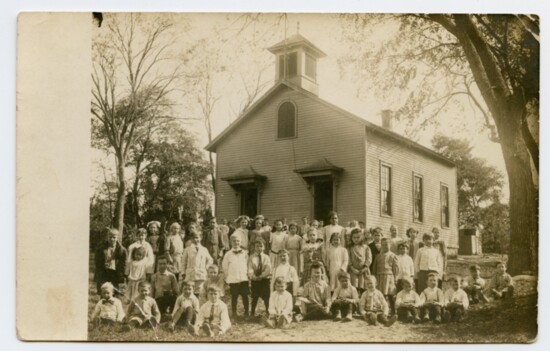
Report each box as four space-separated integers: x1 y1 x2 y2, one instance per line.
368 227 383 272
406 227 422 260
301 228 326 285
264 277 294 329
126 246 148 301
230 215 250 250
249 216 271 254
432 227 447 288
372 238 400 314
269 219 288 268
165 222 185 280
344 220 360 248
271 250 299 296
322 211 346 253
326 233 349 292
284 222 303 276
348 228 372 295
127 228 155 277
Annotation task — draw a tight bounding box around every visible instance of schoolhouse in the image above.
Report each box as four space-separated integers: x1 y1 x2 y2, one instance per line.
205 34 459 250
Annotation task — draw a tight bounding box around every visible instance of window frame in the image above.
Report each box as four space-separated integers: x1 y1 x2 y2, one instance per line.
379 161 393 218
278 52 298 79
276 100 298 140
412 172 424 223
440 182 450 228
305 53 316 80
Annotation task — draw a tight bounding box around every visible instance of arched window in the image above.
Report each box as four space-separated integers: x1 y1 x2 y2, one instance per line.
277 101 296 139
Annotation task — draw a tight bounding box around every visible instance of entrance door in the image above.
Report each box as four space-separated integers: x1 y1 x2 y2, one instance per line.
313 180 333 223
240 188 258 218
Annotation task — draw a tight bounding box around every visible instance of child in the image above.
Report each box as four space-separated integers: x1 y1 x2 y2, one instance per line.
487 261 514 300
298 262 332 320
181 232 214 295
388 225 401 254
419 272 445 323
249 216 271 254
248 238 272 318
432 227 447 288
90 282 125 327
202 217 225 265
372 238 399 314
271 250 300 297
126 246 148 301
150 255 179 316
395 277 421 324
414 232 443 293
169 281 200 333
269 219 288 268
94 228 127 294
165 222 185 280
331 271 359 322
298 216 310 238
127 228 155 278
463 264 488 304
199 265 226 304
284 222 303 276
231 215 250 250
301 228 326 285
195 286 231 336
344 220 360 248
395 242 415 293
126 281 161 329
406 227 422 260
358 275 396 327
443 276 469 322
221 236 250 319
147 221 161 258
322 211 346 253
264 277 294 329
326 232 349 292
368 227 383 272
348 228 372 295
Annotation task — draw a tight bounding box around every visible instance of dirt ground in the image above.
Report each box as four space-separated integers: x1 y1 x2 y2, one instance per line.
88 254 538 343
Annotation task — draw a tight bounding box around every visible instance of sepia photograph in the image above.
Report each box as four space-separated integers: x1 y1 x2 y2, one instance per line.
84 12 539 343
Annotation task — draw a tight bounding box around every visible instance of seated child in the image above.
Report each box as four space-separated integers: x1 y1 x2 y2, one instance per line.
195 286 231 336
358 275 396 327
126 281 161 329
199 265 226 304
419 273 445 323
248 238 272 318
463 264 488 304
150 255 179 316
395 277 421 324
331 271 359 322
169 281 200 333
90 282 125 327
487 261 514 300
298 262 332 320
264 277 294 329
443 276 469 323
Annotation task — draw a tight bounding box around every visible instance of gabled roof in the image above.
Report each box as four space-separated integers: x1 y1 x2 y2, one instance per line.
267 34 327 58
205 81 455 168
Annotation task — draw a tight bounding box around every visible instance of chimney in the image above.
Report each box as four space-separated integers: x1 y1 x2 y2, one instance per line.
381 110 393 130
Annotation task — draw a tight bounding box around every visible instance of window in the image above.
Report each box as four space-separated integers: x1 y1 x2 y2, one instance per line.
277 101 296 139
380 163 392 216
305 54 316 79
441 184 450 228
413 174 423 222
278 52 298 79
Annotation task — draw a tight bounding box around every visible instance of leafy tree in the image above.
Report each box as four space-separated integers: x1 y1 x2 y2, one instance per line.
479 196 510 254
341 14 538 274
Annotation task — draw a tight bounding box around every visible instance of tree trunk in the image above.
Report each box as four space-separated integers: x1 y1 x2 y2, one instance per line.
209 151 216 192
115 153 127 242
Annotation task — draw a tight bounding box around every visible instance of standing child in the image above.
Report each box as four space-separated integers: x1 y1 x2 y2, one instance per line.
249 216 271 254
264 277 294 329
414 232 443 294
195 286 231 336
443 276 469 322
298 216 310 238
405 227 422 261
181 232 214 295
94 229 127 294
169 281 200 333
269 219 288 268
231 215 250 250
222 236 250 319
284 222 303 276
322 211 346 253
372 238 400 314
126 246 148 301
202 217 225 266
127 228 155 279
90 282 125 328
395 277 421 324
326 233 349 292
199 265 226 304
487 261 514 300
331 272 359 322
388 225 401 254
368 227 383 272
348 228 372 296
395 242 415 293
150 255 179 317
463 264 488 304
419 272 445 323
298 262 332 320
432 227 447 288
165 222 185 281
271 250 300 297
301 228 326 285
248 238 272 318
147 221 161 260
358 275 396 327
126 281 161 329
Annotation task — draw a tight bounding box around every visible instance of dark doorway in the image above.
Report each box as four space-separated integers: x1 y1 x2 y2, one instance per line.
240 188 258 218
313 180 333 223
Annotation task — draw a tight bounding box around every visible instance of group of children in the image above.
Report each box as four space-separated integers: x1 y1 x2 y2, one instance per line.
91 212 515 337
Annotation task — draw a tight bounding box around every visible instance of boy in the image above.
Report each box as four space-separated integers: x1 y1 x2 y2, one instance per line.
181 232 214 295
358 275 396 327
487 261 514 300
298 262 332 320
169 281 200 333
389 225 401 254
271 250 299 296
414 232 443 293
298 216 310 238
432 227 447 288
395 277 421 323
463 264 489 304
222 236 250 319
248 238 272 317
126 281 161 328
395 242 415 292
94 229 127 294
195 286 231 336
199 265 226 304
443 276 469 322
202 217 225 265
331 271 359 322
264 277 294 329
150 255 179 316
90 282 125 327
419 272 445 323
